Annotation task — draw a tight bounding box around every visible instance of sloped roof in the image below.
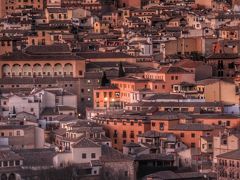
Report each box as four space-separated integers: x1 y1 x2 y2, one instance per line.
169 123 214 131
14 148 55 167
101 145 133 162
175 59 207 68
72 138 100 148
217 149 240 160
0 150 23 161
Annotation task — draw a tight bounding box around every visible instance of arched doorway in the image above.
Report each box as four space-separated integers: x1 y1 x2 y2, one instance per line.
8 173 16 180
1 174 7 180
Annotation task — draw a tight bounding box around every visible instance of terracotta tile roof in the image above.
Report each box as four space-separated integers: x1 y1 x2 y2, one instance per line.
135 153 174 161
175 59 207 68
128 101 222 107
100 145 133 162
47 8 68 13
169 123 214 131
158 66 192 74
0 150 23 161
207 53 238 59
217 149 240 160
72 138 100 148
14 149 55 167
78 52 133 59
138 130 173 138
146 170 209 180
25 44 71 55
58 106 76 111
143 93 185 100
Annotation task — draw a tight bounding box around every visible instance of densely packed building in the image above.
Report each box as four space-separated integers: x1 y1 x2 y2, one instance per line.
0 0 240 179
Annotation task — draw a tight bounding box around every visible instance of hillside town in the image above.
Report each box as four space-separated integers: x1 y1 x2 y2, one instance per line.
0 0 240 179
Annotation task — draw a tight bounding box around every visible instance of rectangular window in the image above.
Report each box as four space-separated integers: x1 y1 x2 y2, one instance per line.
82 153 86 159
191 143 195 148
9 161 14 166
191 133 195 138
104 92 107 98
3 161 8 167
122 131 127 138
16 131 20 136
113 130 118 137
226 121 230 126
96 92 100 98
130 131 134 138
15 160 20 166
160 123 164 130
180 133 184 137
91 153 96 159
104 102 107 107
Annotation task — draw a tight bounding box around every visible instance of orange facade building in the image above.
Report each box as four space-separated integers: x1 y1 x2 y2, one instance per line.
150 115 214 148
0 45 85 78
93 114 151 151
144 66 195 92
111 77 149 106
93 86 121 110
194 114 240 129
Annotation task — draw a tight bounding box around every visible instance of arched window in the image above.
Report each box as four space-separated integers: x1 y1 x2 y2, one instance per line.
22 64 31 76
43 63 52 76
12 64 21 76
33 64 42 76
63 63 73 76
53 63 63 76
2 64 11 77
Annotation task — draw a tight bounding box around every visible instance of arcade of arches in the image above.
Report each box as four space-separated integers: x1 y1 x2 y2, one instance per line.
0 173 16 180
0 61 85 78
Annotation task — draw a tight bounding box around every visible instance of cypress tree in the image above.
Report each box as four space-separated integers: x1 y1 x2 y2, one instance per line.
118 62 125 77
101 71 109 86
